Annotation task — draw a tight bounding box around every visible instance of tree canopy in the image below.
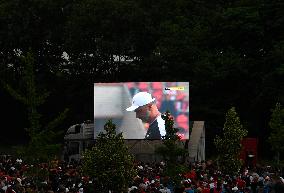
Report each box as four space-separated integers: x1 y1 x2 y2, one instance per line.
268 103 284 163
2 52 68 162
0 0 283 158
155 111 189 188
214 107 248 175
82 120 136 193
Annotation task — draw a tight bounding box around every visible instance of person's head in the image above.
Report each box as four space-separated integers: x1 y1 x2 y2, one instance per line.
126 92 160 123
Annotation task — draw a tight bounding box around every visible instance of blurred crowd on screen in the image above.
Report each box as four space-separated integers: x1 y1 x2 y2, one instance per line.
126 82 189 139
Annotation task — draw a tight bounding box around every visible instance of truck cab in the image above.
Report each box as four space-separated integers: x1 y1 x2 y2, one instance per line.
63 121 95 162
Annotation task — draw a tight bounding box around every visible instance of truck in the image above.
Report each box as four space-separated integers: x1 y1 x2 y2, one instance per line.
63 120 206 163
63 120 95 162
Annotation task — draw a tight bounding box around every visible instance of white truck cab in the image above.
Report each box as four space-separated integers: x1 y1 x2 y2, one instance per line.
63 121 94 162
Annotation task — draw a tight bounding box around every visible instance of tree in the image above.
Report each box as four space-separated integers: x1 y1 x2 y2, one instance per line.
82 120 137 193
0 0 283 161
155 111 188 188
268 103 284 164
2 52 68 163
214 107 248 175
2 51 69 187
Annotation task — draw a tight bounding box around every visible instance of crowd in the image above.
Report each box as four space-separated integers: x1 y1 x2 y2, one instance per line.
0 154 283 193
130 160 284 193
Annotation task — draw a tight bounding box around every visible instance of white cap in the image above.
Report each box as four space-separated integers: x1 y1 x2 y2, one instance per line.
138 165 143 170
209 183 215 189
232 186 238 191
17 178 22 184
126 92 155 111
2 186 7 191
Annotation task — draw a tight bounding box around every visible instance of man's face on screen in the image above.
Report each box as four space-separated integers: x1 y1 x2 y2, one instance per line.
135 105 151 123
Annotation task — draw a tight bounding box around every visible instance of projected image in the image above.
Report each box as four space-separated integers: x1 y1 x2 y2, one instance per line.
94 82 189 139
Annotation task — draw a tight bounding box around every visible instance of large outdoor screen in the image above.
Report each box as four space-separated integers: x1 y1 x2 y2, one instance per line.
94 82 189 139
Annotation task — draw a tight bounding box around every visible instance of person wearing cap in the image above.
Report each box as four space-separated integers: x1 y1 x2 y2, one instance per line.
126 92 166 139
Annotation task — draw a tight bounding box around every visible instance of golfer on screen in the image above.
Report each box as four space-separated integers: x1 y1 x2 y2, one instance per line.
126 92 166 139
